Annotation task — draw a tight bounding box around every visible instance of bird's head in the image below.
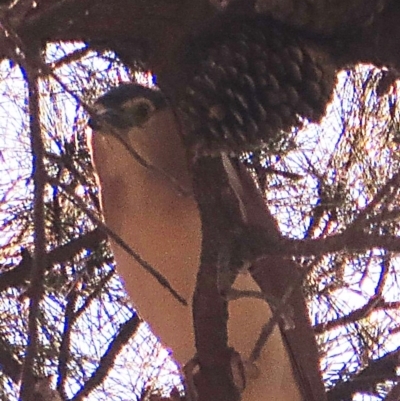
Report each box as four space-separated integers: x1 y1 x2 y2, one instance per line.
89 83 192 195
88 84 167 131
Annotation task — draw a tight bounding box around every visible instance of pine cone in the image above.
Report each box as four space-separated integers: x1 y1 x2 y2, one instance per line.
179 17 337 156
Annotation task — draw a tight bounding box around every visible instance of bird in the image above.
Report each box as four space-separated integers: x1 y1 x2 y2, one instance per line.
88 82 320 401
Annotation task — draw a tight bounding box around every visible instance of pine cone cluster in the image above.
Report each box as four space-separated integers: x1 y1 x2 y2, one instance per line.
179 17 337 156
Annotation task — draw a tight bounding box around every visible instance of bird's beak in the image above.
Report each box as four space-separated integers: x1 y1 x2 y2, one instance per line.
88 106 111 131
88 106 132 132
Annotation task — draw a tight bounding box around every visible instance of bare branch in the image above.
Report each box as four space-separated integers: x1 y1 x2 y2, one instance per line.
0 228 107 292
327 348 400 401
70 313 141 401
314 296 385 335
49 177 188 306
20 49 47 401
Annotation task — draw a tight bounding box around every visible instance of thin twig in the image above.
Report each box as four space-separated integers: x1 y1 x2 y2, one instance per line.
47 177 188 306
227 288 278 305
70 313 141 401
50 45 92 70
314 295 385 335
94 120 192 197
57 282 78 398
348 169 400 232
44 74 192 197
73 270 116 321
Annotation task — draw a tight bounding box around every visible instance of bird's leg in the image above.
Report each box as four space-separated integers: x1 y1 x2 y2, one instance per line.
183 350 247 401
229 349 246 394
249 284 296 364
226 285 295 331
225 283 295 385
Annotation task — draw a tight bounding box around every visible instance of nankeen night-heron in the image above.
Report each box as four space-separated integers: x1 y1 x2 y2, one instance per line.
88 82 306 401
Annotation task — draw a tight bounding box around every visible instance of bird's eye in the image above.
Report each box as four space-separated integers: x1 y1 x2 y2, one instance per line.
122 98 155 126
135 102 152 122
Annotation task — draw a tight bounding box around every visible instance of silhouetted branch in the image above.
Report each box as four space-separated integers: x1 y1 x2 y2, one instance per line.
0 228 107 293
20 50 47 401
314 296 385 335
327 348 400 401
192 157 243 401
71 313 141 401
57 283 79 398
239 230 400 260
0 337 22 383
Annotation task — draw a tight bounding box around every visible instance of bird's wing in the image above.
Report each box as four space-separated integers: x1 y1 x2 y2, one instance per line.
235 162 327 401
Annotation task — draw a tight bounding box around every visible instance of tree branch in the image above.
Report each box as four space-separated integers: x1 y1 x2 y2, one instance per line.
0 228 107 293
71 313 141 401
327 348 400 401
0 337 22 384
192 157 243 401
314 296 385 335
20 48 47 401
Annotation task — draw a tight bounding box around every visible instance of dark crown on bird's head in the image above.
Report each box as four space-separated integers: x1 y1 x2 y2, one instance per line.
88 84 167 131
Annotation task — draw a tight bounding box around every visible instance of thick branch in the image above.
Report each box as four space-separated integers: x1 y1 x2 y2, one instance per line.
192 158 327 401
242 228 400 260
283 232 400 257
3 0 400 99
20 52 47 401
192 157 243 401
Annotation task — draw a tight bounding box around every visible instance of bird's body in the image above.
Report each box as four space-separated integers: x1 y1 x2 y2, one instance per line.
90 84 302 400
